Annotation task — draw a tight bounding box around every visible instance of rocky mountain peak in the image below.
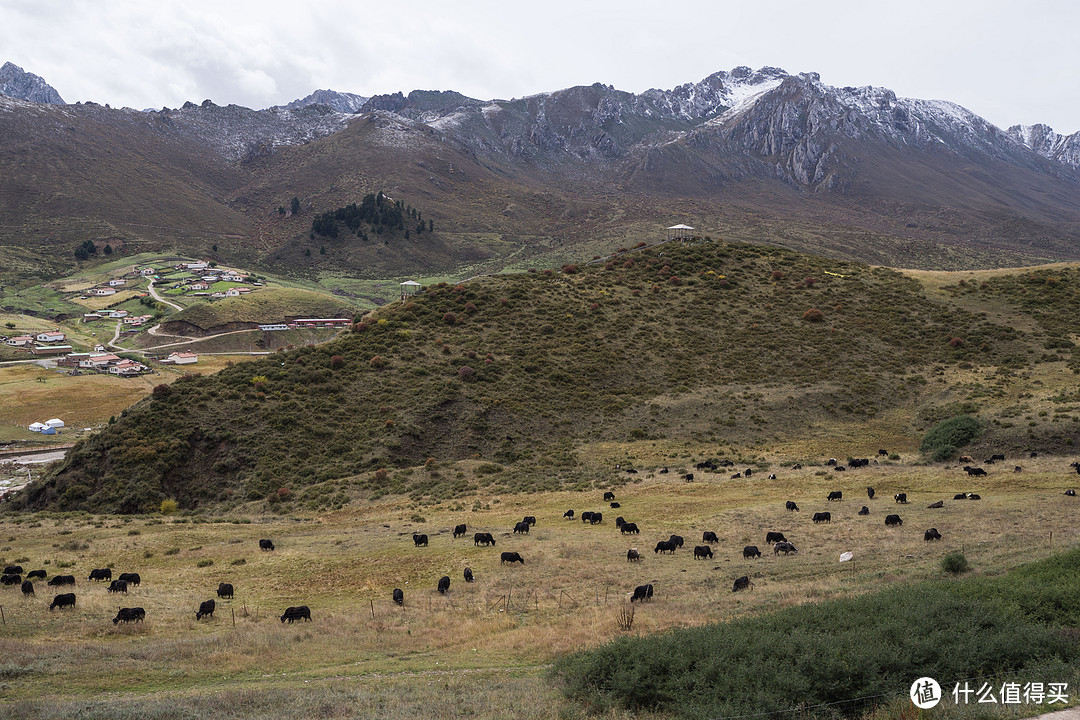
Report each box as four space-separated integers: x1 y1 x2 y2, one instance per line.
0 61 65 104
280 89 369 113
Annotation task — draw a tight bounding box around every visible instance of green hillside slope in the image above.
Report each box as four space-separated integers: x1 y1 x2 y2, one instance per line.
17 239 1074 513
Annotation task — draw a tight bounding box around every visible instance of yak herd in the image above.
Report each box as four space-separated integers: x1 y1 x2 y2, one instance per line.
5 538 308 627
7 453 1078 626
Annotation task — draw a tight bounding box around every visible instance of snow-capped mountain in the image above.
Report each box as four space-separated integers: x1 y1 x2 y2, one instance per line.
0 61 64 104
280 89 369 113
1008 123 1080 168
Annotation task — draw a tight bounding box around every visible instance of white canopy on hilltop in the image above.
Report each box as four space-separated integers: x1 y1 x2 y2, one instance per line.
666 224 694 230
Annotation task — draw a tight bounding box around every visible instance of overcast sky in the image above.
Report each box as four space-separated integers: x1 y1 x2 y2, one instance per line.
3 0 1077 132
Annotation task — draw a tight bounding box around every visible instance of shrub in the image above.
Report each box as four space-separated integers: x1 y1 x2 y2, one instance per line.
370 355 387 368
330 355 344 369
152 384 171 398
196 559 214 568
160 499 179 515
373 468 389 483
802 308 825 322
458 366 476 380
804 277 817 287
770 270 784 280
562 264 578 274
920 415 981 461
948 337 965 347
941 552 970 574
443 312 457 325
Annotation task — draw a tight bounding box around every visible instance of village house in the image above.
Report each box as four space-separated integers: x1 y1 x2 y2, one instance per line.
122 314 152 325
139 267 156 276
224 287 253 297
108 278 126 287
210 291 227 298
187 282 210 291
108 310 129 319
164 351 198 365
292 318 352 328
5 335 33 347
90 287 117 297
35 330 65 342
108 359 148 376
79 353 120 369
82 313 102 322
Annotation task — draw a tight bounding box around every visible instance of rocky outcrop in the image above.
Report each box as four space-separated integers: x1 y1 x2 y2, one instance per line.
0 61 64 104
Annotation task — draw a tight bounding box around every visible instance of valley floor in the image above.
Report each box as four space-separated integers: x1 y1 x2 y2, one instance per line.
1 457 1078 718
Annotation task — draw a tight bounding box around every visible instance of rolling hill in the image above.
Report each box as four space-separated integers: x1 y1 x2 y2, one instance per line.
15 239 1080 514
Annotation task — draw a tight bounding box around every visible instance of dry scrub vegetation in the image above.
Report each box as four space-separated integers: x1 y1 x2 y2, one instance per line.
1 457 1078 717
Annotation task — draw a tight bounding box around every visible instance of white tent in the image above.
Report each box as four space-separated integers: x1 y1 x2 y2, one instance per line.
45 418 65 428
28 422 47 432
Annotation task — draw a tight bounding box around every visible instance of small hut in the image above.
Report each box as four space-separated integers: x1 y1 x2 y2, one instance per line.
400 280 423 300
45 418 65 429
28 422 47 432
666 224 694 241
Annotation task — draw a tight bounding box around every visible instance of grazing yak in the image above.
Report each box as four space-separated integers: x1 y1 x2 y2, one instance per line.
21 579 34 596
590 513 603 525
473 532 496 546
49 593 76 610
453 524 467 538
765 531 787 545
437 576 451 594
500 552 524 565
668 535 684 548
464 567 474 583
113 607 145 624
620 522 640 534
107 580 128 594
878 449 889 456
513 521 530 534
653 540 676 554
195 599 216 620
743 545 761 559
393 588 404 605
563 509 575 519
885 514 903 527
827 491 842 501
413 533 429 547
48 575 75 587
684 473 694 482
964 466 987 477
523 516 537 526
217 583 234 599
259 539 275 551
1 574 20 586
693 545 713 560
773 542 798 555
580 511 594 523
812 512 831 524
858 506 870 515
118 573 140 587
834 465 847 472
3 565 23 575
27 570 46 579
732 576 754 592
615 516 625 527
88 568 112 582
924 528 942 541
703 531 719 543
630 584 654 603
894 493 908 503
280 606 311 623
603 491 616 501
627 549 641 562
927 500 944 509
610 502 620 508
867 487 875 500
786 501 799 512
1066 489 1077 497
767 474 777 480
849 458 870 468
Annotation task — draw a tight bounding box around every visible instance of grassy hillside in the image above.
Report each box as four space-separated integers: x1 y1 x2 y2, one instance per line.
14 238 1079 515
161 288 359 332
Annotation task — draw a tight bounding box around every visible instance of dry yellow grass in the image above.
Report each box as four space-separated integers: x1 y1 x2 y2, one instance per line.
1 456 1076 715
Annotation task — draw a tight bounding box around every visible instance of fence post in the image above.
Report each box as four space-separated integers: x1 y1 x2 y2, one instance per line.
370 599 375 619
